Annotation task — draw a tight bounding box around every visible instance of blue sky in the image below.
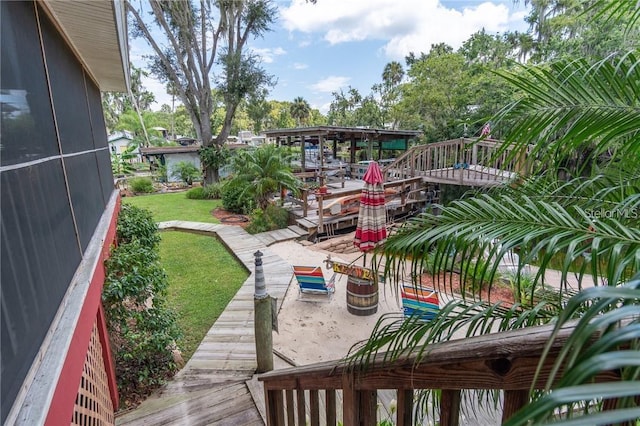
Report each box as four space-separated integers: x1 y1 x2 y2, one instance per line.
133 0 530 114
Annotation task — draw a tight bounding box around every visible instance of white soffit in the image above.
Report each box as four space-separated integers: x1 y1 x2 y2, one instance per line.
43 0 130 92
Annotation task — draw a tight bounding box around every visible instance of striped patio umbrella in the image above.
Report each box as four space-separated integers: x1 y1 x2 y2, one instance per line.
354 161 387 252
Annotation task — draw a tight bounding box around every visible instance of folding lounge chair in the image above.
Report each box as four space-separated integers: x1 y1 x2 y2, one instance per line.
401 284 440 321
292 266 336 301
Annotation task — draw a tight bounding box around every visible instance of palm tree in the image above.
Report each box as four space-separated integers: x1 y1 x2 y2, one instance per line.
350 44 640 426
290 96 311 127
230 144 301 210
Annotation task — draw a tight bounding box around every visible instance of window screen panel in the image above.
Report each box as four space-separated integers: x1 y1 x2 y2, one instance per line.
0 1 58 167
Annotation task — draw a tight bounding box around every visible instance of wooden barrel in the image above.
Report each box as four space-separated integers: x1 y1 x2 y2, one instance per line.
346 275 378 316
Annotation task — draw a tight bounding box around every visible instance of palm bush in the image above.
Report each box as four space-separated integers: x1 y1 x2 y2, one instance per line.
228 144 301 209
352 49 640 423
171 161 200 185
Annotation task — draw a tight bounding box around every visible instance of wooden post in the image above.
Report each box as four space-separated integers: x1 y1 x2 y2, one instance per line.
317 194 324 234
502 390 529 423
440 389 461 426
301 135 306 172
396 389 413 426
254 250 273 373
302 189 308 217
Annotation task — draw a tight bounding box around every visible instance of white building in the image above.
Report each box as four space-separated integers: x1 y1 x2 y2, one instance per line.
108 130 141 162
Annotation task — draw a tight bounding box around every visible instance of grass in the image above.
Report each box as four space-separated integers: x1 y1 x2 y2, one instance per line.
123 191 247 362
122 191 221 223
159 231 248 361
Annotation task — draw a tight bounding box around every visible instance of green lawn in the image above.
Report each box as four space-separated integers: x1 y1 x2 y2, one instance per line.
123 192 247 362
159 231 248 361
122 191 221 223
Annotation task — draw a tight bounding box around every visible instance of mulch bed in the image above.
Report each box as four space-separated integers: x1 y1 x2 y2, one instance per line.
419 272 515 305
211 207 251 229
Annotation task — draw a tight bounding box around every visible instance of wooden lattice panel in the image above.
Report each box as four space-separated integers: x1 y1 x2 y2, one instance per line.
71 322 114 426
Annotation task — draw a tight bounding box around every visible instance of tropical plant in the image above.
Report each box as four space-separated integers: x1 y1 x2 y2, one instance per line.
110 144 138 177
228 144 301 210
351 47 640 424
171 161 200 186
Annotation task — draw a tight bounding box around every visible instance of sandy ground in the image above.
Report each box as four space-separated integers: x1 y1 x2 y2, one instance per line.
268 240 405 366
266 238 595 368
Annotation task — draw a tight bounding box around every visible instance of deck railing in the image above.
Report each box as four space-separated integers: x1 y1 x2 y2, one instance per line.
259 321 615 425
383 138 529 186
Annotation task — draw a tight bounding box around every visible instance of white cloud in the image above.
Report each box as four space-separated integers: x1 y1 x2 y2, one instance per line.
252 46 287 63
310 76 351 93
281 0 516 59
315 101 332 115
293 62 308 70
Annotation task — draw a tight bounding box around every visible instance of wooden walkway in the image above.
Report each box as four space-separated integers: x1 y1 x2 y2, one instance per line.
116 222 301 425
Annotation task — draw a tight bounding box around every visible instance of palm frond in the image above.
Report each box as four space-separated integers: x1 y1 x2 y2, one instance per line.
504 278 640 425
376 173 640 298
492 53 640 170
586 0 640 36
345 299 556 369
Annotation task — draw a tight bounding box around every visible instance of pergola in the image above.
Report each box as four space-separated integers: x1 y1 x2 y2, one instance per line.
263 125 421 171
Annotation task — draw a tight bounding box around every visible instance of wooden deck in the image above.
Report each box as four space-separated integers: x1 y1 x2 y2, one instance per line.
286 177 435 240
116 222 299 425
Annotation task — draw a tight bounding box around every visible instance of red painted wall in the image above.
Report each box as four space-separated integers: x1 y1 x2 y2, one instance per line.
45 196 121 424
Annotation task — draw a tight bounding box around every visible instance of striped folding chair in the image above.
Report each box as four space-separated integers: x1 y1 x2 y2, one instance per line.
292 266 336 301
401 284 440 321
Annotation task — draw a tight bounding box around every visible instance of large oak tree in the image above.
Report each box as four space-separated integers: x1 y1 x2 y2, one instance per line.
128 0 276 183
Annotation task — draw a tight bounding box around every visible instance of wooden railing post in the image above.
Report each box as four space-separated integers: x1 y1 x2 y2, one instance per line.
440 389 461 426
310 390 320 426
326 389 337 426
302 189 308 217
360 390 377 426
266 389 284 426
396 389 413 426
317 194 324 234
502 390 529 423
342 373 359 426
285 390 295 425
297 388 306 425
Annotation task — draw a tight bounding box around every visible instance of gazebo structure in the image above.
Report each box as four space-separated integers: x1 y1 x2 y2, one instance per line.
263 126 422 171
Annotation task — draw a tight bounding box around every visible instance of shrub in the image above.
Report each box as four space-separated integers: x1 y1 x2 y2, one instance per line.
171 161 200 185
103 241 181 407
128 177 154 193
221 179 255 214
103 206 182 408
202 182 223 199
246 205 290 234
116 204 160 249
186 183 223 200
186 187 206 199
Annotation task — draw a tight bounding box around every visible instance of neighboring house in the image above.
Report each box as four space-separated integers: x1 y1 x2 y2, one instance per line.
108 130 141 162
1 1 128 424
140 146 202 183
